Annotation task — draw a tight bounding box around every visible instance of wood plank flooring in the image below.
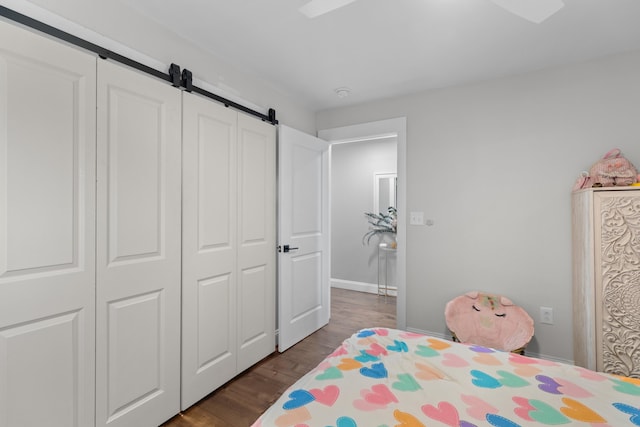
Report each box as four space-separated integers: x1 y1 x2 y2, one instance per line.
161 288 396 427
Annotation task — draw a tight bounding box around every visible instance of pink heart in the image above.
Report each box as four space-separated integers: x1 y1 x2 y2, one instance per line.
367 343 388 356
460 394 498 420
509 353 538 365
329 345 348 358
353 398 386 411
310 385 340 406
363 384 398 406
556 379 593 398
536 358 559 367
442 353 469 367
512 396 534 421
421 401 460 426
316 361 331 371
400 332 426 339
575 367 607 381
374 328 389 336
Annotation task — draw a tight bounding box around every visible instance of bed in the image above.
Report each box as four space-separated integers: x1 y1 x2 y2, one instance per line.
251 328 640 426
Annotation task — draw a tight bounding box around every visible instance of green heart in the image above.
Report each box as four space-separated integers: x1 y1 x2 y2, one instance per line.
529 399 570 424
415 344 439 357
316 366 343 380
392 373 422 392
613 379 640 396
497 370 530 388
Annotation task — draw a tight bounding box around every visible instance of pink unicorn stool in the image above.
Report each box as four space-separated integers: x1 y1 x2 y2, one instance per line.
445 291 534 354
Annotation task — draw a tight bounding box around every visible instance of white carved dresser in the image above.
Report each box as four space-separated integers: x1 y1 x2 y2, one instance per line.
572 186 640 378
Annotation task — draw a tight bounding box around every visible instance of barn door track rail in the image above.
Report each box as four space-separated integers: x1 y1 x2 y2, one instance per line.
0 5 278 125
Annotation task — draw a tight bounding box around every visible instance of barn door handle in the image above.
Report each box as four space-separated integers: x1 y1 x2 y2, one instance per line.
279 244 299 253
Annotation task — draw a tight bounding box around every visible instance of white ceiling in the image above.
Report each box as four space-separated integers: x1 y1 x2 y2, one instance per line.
116 0 640 111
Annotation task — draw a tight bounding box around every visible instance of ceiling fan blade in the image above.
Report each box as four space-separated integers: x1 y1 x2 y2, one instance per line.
299 0 358 18
490 0 564 23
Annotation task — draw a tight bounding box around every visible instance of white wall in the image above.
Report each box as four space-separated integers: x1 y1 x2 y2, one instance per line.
0 0 316 134
317 50 640 362
331 139 397 285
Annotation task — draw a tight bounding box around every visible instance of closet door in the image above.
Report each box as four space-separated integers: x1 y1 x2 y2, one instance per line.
236 114 276 371
0 21 97 427
181 93 238 409
96 60 181 427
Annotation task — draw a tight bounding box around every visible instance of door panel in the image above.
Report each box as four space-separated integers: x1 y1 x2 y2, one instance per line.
0 311 86 427
237 114 276 371
278 126 330 352
0 20 96 427
181 93 238 410
96 60 181 427
292 252 323 318
107 291 164 414
106 88 163 261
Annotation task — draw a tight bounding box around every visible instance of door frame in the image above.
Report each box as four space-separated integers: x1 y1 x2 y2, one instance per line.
318 117 407 330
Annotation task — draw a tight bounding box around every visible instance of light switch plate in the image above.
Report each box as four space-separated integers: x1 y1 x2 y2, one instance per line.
410 211 424 225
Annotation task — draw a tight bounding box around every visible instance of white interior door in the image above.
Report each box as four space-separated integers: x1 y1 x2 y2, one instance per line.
181 92 238 410
278 125 330 352
236 114 277 370
182 95 276 407
96 60 181 427
0 20 97 427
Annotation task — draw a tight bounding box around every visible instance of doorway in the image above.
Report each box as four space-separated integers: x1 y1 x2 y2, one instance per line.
319 117 407 329
330 136 397 295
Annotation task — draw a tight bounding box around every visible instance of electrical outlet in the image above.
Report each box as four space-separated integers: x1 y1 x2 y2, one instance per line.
540 306 553 325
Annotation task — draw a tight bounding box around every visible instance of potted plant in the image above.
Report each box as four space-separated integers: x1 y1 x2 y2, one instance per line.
362 206 397 247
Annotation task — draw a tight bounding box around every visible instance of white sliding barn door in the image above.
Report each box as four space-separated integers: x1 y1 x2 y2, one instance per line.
96 60 181 427
277 126 330 352
182 94 276 408
236 114 276 371
0 21 97 427
181 93 238 409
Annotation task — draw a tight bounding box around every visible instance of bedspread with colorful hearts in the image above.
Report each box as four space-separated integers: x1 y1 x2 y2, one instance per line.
251 328 640 427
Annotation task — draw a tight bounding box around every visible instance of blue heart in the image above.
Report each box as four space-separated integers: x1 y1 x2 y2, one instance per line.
336 416 358 427
486 413 521 427
355 350 379 363
282 389 315 410
357 329 375 337
471 370 502 389
460 421 479 427
613 403 640 426
386 340 408 352
360 362 388 379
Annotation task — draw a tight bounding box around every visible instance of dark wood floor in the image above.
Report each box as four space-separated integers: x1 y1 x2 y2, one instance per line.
161 288 396 427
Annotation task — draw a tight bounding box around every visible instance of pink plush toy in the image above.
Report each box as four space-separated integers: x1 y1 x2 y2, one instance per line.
445 291 534 352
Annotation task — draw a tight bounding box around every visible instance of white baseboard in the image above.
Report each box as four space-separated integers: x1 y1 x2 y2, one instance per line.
331 278 397 296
